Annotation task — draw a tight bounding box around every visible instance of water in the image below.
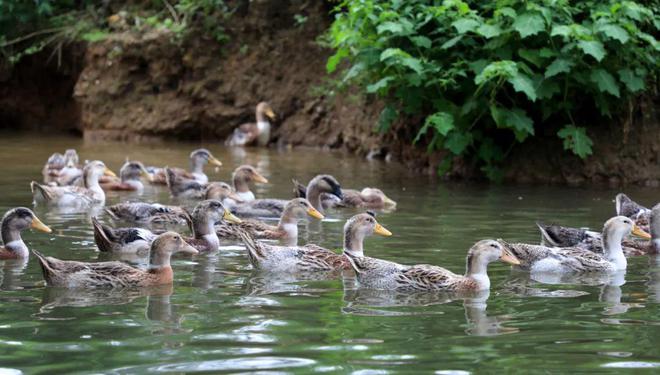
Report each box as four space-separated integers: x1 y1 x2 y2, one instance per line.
0 132 658 373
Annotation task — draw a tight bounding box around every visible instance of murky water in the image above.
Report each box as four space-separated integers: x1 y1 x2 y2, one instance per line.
0 132 658 373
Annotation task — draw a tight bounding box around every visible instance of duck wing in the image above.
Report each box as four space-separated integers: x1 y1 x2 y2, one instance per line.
296 244 347 271
226 123 258 146
537 222 589 247
396 264 467 291
231 199 287 218
216 220 279 240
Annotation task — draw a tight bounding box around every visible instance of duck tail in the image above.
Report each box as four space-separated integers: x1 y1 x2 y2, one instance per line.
535 222 560 247
32 249 56 284
164 167 177 196
91 216 115 252
235 228 264 268
292 179 307 198
30 181 52 202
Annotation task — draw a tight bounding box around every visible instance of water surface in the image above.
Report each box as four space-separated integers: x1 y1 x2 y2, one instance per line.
0 132 658 373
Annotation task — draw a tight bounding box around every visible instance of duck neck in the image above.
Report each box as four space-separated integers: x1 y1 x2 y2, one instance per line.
651 210 660 253
233 175 251 193
602 228 626 270
1 220 27 257
465 254 491 290
306 184 324 214
149 250 173 269
193 215 220 251
343 225 365 258
277 209 299 242
190 158 205 175
84 172 104 198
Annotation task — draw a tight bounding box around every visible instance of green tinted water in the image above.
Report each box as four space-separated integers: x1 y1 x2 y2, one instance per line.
0 132 658 373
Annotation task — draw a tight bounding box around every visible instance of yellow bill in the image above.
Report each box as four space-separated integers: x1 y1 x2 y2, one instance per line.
306 207 325 220
265 109 276 119
500 248 521 266
383 196 397 207
374 222 392 237
104 168 117 178
252 172 269 184
632 224 651 239
31 216 52 233
209 156 223 168
223 210 243 224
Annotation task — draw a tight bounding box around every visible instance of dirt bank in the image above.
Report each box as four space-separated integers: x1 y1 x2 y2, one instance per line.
1 0 658 186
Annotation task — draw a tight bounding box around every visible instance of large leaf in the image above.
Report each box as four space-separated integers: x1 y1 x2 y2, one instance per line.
410 36 432 49
508 72 537 101
491 106 535 141
590 69 620 97
444 131 473 155
414 112 455 144
475 60 518 85
380 48 408 61
452 18 480 34
400 57 424 74
617 68 645 92
597 23 630 44
376 21 403 35
545 58 574 78
551 25 571 37
578 40 606 62
476 24 502 39
513 12 546 38
366 77 393 94
557 125 593 158
441 35 462 49
326 48 348 73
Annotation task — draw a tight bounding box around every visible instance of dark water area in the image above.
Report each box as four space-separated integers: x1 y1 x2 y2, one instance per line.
0 132 658 373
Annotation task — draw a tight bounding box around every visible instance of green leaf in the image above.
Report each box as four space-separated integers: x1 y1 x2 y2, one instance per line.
557 125 593 158
518 49 542 67
401 57 424 74
377 21 404 35
545 58 574 78
380 48 407 61
491 106 535 141
444 131 473 155
513 12 546 38
441 35 462 49
326 48 348 73
410 36 432 48
452 19 480 34
536 79 561 99
414 112 455 144
477 138 504 163
551 25 571 37
508 72 537 101
475 60 518 85
578 40 606 62
476 24 502 39
496 7 516 19
590 69 620 97
597 23 630 44
617 68 645 92
377 105 398 133
366 77 393 94
81 30 108 42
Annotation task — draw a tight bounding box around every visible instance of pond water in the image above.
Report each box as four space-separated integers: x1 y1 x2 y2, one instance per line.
0 132 658 373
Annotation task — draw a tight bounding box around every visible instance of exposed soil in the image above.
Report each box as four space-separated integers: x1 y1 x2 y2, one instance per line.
1 0 658 186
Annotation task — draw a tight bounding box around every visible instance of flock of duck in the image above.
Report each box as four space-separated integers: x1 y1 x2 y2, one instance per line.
0 110 658 294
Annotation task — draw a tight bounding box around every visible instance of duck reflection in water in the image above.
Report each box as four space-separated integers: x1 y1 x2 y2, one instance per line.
342 288 518 336
0 258 29 291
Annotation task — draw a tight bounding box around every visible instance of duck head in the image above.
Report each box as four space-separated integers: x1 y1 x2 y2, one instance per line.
343 212 392 257
119 160 152 182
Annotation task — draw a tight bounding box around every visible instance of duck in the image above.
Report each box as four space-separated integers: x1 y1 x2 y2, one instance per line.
0 208 52 259
539 203 660 256
33 232 198 288
229 165 269 202
236 212 391 273
616 193 651 232
55 149 85 186
42 152 65 185
205 181 244 205
165 167 206 199
225 102 276 147
31 161 117 207
149 149 223 185
101 160 152 191
216 198 324 246
105 202 191 227
293 180 396 210
94 200 242 253
500 216 650 273
344 232 518 292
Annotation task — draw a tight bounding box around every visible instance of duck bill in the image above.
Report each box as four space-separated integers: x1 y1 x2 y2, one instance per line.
223 209 242 224
306 207 325 220
265 109 276 120
632 224 652 239
104 168 117 178
227 191 244 203
140 168 154 182
179 242 199 255
252 172 269 184
383 196 397 207
374 223 392 237
500 249 521 266
31 216 52 233
208 156 223 168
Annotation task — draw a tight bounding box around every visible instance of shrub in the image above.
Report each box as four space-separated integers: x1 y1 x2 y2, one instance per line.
326 0 659 179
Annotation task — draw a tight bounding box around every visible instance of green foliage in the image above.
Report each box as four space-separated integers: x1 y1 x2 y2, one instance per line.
326 0 659 179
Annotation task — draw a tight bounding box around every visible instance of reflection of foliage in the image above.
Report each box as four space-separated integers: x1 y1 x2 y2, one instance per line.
325 0 659 179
